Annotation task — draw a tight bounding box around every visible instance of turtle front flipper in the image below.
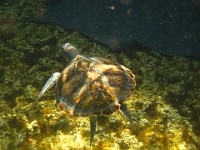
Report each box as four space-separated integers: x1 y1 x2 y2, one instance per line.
37 72 61 100
90 116 97 146
119 103 133 125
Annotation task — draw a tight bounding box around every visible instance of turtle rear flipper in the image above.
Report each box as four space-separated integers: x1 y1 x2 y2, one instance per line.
119 103 133 125
37 72 61 100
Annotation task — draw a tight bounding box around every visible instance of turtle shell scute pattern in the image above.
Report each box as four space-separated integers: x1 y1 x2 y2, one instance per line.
56 55 136 116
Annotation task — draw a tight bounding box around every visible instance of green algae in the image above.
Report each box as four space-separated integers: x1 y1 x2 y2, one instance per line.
0 0 200 149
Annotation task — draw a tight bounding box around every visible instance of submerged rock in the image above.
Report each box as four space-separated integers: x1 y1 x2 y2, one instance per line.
31 0 200 58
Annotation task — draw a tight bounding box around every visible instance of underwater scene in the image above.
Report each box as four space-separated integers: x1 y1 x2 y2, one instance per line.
0 0 200 149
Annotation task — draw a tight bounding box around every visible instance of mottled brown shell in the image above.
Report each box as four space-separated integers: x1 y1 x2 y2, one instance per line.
56 55 136 116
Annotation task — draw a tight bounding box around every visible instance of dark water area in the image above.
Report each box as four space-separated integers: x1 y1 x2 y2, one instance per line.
32 0 200 59
0 0 200 149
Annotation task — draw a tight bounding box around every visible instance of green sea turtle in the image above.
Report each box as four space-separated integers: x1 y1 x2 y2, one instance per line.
37 43 136 145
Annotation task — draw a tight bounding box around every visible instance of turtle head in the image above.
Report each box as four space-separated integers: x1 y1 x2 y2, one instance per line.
62 43 80 60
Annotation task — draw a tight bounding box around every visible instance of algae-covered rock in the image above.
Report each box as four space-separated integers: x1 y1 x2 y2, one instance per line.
0 0 200 149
